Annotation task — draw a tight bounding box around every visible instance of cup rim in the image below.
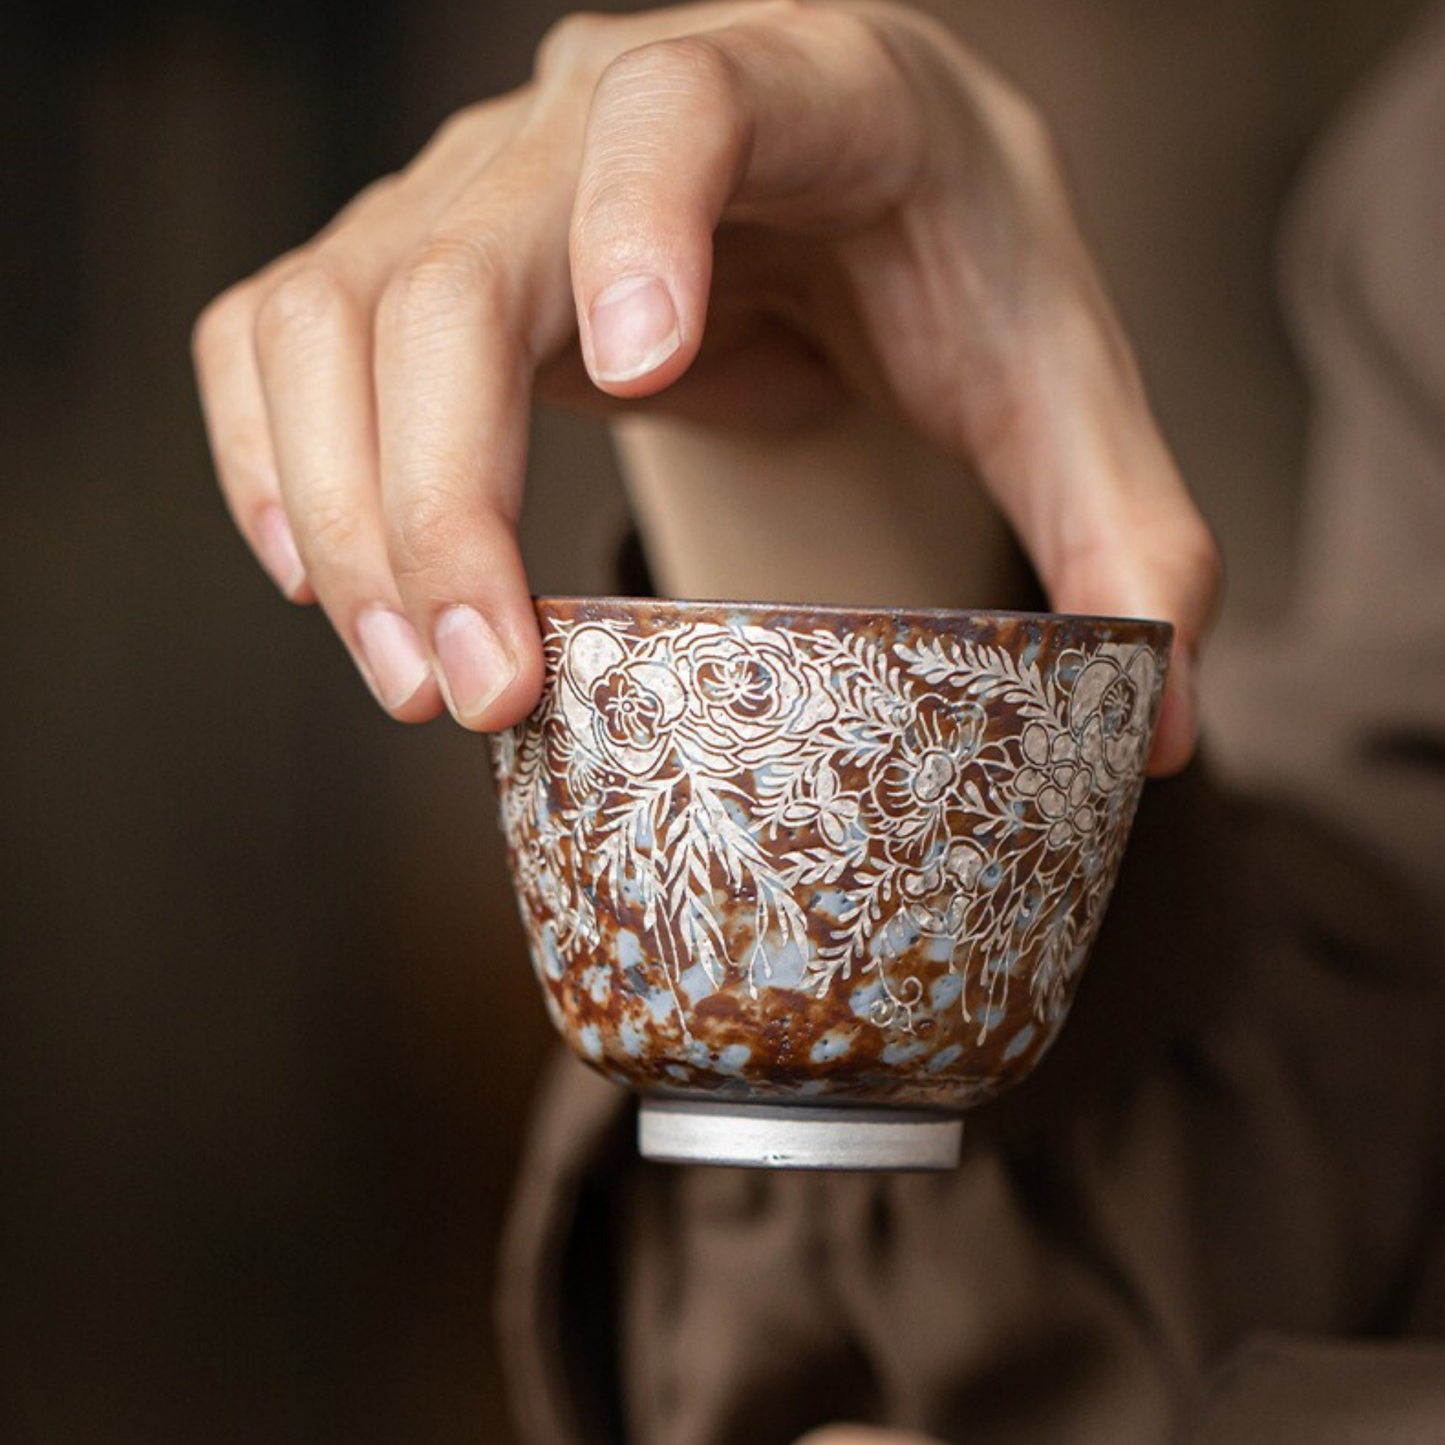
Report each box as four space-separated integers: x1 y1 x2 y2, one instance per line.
532 594 1174 644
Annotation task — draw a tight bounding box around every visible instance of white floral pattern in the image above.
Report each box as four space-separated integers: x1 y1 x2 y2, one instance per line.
493 611 1163 1044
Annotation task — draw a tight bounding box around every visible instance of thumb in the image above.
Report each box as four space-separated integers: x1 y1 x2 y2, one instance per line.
568 11 926 398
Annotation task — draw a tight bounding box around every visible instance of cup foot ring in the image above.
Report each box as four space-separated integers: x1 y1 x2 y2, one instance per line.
637 1098 962 1172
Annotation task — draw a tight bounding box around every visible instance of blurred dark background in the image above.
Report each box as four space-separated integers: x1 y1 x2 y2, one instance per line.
0 0 1424 1441
2 3 630 1440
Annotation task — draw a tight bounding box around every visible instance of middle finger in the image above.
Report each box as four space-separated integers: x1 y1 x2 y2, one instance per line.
374 126 583 730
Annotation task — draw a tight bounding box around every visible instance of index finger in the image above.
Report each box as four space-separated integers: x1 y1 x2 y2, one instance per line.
568 8 926 397
373 132 582 730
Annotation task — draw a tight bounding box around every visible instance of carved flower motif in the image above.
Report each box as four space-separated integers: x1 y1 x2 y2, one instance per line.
898 840 985 934
779 759 861 847
871 703 986 842
1066 648 1158 783
1014 721 1101 849
679 626 835 767
595 671 667 751
558 625 686 779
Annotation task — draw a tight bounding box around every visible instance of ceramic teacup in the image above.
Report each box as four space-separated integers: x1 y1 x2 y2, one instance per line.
492 597 1171 1169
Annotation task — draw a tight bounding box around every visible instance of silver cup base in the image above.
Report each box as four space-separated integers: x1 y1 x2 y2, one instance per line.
637 1098 963 1172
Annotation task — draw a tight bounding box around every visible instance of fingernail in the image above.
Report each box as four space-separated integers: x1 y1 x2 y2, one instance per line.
356 606 431 711
255 504 307 598
588 275 680 383
434 605 518 724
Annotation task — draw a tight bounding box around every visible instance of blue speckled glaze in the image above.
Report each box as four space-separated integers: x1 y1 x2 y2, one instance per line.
539 924 564 982
759 939 808 990
616 930 644 970
929 974 963 1011
882 1038 927 1067
849 976 888 1020
618 1017 647 1058
678 961 717 1005
1003 1024 1037 1061
810 1031 854 1064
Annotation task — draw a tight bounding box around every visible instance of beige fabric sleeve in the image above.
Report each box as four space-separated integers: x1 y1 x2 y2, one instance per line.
612 411 1022 611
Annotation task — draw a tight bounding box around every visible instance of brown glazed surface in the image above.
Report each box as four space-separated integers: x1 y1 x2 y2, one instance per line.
492 598 1170 1113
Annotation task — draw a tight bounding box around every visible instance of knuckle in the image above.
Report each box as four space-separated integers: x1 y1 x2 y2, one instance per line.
386 484 471 582
417 92 530 173
598 34 738 108
533 11 610 83
376 234 505 344
354 170 403 208
329 170 402 230
827 8 919 99
216 425 276 495
427 102 485 153
984 71 1058 170
254 262 353 357
1181 519 1225 612
1015 95 1059 170
191 282 253 368
575 36 744 243
294 491 365 562
791 1 873 51
1187 516 1223 575
1122 513 1224 637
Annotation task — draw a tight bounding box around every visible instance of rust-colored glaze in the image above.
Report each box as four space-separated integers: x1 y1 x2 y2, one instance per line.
492 597 1170 1115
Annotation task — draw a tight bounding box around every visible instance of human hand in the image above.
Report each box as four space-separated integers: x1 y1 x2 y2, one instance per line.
193 0 1218 771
